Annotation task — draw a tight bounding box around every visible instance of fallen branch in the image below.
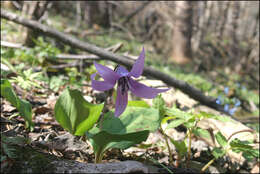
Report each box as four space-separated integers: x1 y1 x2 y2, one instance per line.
1 9 233 117
1 40 124 61
1 40 28 50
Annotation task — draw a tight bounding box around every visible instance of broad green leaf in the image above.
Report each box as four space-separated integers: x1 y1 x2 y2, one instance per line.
54 88 103 136
215 132 228 148
119 106 160 133
0 79 33 130
1 79 18 106
193 127 211 139
166 119 185 129
99 112 125 134
101 107 160 133
16 99 33 129
212 147 226 159
88 129 149 156
128 100 150 108
87 106 160 162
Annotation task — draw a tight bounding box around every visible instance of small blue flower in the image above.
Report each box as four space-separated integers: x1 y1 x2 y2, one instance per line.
216 96 222 105
224 104 229 112
224 87 229 95
234 100 241 107
229 107 237 115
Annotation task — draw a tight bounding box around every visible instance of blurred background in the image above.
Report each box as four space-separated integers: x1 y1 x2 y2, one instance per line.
1 1 259 118
2 1 259 84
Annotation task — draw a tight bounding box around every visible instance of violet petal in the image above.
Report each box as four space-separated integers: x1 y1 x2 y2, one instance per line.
94 62 120 83
128 78 170 99
115 85 128 117
115 66 129 77
91 73 115 91
130 47 145 78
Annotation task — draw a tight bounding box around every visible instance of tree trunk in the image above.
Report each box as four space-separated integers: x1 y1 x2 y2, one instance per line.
218 2 231 40
22 1 50 47
84 1 110 28
229 1 240 65
192 1 205 53
170 1 193 64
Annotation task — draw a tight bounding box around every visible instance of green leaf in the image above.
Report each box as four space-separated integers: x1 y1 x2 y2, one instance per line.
215 132 228 148
212 147 226 159
152 94 166 117
166 119 185 129
87 106 160 162
161 116 176 125
88 129 149 156
196 112 216 119
1 79 18 106
54 88 104 136
119 106 160 133
230 138 252 149
128 100 150 108
101 106 160 133
166 107 193 121
193 127 211 139
213 115 232 122
169 139 187 157
0 79 33 130
183 117 196 128
230 138 259 161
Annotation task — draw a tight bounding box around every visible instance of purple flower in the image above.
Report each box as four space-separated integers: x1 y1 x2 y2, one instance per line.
91 47 170 117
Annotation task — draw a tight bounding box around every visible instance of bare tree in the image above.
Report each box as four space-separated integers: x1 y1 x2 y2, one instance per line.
218 1 231 40
229 1 240 65
22 1 50 47
170 1 193 64
84 1 110 28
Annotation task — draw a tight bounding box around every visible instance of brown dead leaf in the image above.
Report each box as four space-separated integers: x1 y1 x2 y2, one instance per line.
34 106 51 115
46 93 58 110
251 162 259 173
2 103 16 112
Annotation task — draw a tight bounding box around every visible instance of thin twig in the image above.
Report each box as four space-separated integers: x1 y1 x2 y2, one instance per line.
227 129 257 142
159 126 174 166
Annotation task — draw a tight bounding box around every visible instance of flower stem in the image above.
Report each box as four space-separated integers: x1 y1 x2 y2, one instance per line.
160 125 174 166
200 158 215 173
98 90 112 129
95 147 104 163
186 128 192 168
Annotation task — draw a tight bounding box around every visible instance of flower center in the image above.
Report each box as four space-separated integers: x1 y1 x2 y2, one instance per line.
118 77 129 95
